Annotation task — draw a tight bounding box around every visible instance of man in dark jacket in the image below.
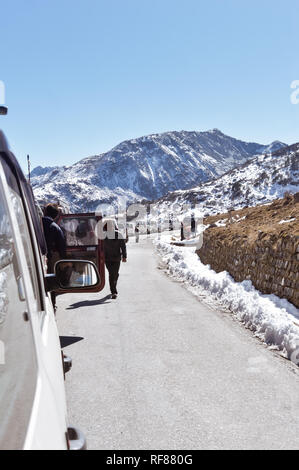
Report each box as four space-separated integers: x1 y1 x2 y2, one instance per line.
103 219 127 299
191 213 196 234
42 203 66 310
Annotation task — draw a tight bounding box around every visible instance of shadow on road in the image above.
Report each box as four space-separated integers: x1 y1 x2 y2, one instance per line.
66 295 112 310
60 336 84 348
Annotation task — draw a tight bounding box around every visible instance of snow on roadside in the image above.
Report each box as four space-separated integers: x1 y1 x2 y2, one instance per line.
155 240 299 364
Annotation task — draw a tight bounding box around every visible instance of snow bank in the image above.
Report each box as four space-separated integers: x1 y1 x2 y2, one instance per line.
155 240 299 364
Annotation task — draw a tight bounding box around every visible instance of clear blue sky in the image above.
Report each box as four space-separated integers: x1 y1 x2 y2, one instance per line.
1 0 299 170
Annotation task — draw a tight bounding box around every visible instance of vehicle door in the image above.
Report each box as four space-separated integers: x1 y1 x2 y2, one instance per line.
58 214 105 292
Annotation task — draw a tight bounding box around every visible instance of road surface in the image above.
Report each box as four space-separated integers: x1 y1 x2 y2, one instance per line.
57 238 299 450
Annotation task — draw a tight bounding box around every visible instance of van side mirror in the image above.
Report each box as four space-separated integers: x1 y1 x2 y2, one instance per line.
55 260 100 289
45 260 100 292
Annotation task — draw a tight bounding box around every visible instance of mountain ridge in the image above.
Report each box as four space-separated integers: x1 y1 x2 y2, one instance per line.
31 129 287 211
152 141 299 218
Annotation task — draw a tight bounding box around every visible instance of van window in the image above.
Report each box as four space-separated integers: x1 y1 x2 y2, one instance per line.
2 159 40 303
0 164 38 450
59 216 98 246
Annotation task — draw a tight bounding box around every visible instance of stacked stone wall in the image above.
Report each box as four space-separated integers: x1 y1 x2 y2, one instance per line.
197 231 299 308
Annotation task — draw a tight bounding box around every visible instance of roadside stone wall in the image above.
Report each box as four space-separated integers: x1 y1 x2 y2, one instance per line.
197 231 299 308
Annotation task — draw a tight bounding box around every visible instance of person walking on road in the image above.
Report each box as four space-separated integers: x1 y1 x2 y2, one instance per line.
42 203 66 311
103 219 127 299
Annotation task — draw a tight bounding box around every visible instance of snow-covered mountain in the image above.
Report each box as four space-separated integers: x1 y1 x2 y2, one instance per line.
153 142 299 218
31 165 59 178
32 129 287 211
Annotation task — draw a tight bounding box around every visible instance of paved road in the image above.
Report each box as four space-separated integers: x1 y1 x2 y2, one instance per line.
57 238 299 450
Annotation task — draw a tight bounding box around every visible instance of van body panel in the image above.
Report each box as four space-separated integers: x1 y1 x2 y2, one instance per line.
0 147 68 449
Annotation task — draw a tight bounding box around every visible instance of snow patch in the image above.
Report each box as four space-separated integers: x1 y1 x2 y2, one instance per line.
279 218 296 224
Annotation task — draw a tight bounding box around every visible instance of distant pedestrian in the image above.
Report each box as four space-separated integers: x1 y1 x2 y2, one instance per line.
135 224 140 243
191 214 196 234
180 222 185 241
42 203 66 311
103 219 127 299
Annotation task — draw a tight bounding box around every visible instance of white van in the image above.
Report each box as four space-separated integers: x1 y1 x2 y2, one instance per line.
0 130 101 450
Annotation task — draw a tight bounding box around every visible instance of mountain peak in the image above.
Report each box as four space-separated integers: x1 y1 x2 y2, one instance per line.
31 165 58 177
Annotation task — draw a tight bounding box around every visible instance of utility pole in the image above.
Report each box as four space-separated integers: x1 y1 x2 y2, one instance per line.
27 155 31 183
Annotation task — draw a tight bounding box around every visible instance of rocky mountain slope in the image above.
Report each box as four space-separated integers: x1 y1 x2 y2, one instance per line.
32 129 286 211
153 142 299 218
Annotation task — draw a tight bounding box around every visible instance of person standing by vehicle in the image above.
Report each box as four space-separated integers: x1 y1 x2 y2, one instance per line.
42 203 66 310
102 219 127 299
